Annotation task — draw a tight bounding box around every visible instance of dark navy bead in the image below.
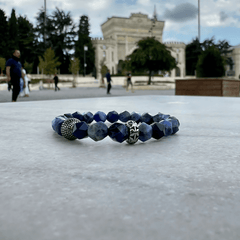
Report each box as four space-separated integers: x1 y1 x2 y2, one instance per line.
82 112 94 124
139 122 152 142
106 111 119 123
94 111 107 122
72 122 88 139
131 112 142 123
141 112 153 124
119 111 131 122
52 116 66 136
151 122 165 139
108 123 129 143
88 121 108 141
72 111 84 121
160 120 173 136
167 116 180 134
64 113 73 118
162 114 170 120
152 112 164 122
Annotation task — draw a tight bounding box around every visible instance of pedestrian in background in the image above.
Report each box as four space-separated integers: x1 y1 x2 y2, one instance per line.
6 50 25 102
53 74 60 91
106 69 112 94
126 71 134 93
22 68 30 97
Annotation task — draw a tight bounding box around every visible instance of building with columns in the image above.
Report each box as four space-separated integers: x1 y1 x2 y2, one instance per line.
91 12 186 79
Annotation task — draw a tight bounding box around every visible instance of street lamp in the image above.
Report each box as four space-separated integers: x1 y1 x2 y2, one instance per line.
44 0 47 46
198 0 200 43
84 45 88 77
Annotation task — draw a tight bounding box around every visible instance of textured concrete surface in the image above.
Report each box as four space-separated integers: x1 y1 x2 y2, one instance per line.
1 95 240 240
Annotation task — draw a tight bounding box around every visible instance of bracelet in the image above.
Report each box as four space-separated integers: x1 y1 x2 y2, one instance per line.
52 111 180 144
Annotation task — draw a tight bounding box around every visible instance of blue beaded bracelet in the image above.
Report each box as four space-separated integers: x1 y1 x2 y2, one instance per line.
52 111 180 144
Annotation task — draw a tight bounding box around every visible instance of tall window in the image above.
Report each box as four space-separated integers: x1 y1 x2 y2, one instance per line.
103 51 106 60
112 52 114 61
112 67 114 75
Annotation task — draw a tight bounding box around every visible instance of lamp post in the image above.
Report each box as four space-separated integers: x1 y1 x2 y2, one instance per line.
198 0 200 43
84 45 88 77
44 0 47 46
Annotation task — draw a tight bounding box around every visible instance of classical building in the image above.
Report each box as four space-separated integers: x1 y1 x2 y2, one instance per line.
222 44 240 79
91 12 186 79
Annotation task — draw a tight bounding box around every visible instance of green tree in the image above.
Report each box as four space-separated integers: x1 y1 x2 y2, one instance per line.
127 37 177 84
48 7 76 74
38 48 61 76
69 57 80 87
24 61 33 74
196 46 226 77
0 57 6 75
8 9 19 53
0 9 10 59
75 15 95 76
18 15 35 68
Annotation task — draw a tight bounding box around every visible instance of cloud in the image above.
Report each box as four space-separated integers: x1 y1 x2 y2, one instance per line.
162 2 198 22
219 11 229 22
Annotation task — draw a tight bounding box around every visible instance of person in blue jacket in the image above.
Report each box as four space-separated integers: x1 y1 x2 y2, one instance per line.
6 50 25 102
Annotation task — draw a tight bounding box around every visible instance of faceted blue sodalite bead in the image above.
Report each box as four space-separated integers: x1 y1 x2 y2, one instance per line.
72 111 84 121
160 120 173 136
119 111 131 122
141 112 153 124
152 113 170 122
167 116 180 134
94 111 107 122
106 111 119 123
130 112 142 123
64 113 73 118
72 121 88 139
151 122 165 139
52 116 67 136
138 122 152 142
108 123 129 143
82 112 94 124
88 121 108 141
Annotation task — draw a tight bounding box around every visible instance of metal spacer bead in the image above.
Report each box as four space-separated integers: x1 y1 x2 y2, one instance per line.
61 118 81 140
125 120 139 144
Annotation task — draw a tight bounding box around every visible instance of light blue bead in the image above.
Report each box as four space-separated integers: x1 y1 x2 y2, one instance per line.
88 121 108 141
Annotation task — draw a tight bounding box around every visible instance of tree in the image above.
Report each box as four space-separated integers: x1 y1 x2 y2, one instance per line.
69 57 80 87
127 37 177 84
196 46 226 77
8 9 19 53
0 57 6 75
0 9 10 59
18 15 35 68
24 61 33 74
186 36 234 76
75 15 95 76
47 7 76 74
38 48 61 76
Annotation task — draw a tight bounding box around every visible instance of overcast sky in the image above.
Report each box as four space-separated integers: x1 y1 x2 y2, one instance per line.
0 0 240 47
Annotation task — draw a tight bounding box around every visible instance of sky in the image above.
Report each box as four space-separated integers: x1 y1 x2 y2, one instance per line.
0 0 240 47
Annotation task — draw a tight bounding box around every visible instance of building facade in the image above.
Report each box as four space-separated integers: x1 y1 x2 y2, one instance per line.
91 13 186 79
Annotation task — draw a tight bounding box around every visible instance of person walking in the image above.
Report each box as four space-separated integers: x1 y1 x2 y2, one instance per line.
22 68 30 97
106 69 112 94
53 74 60 91
126 71 134 93
6 50 25 102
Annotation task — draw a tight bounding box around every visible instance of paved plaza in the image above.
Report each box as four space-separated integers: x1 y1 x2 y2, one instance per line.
0 85 175 103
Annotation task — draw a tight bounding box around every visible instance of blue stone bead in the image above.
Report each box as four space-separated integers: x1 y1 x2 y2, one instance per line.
141 112 153 124
72 111 84 121
119 111 131 122
106 111 119 123
88 121 108 141
167 116 180 134
160 120 173 136
64 113 73 118
151 122 165 139
94 111 107 122
82 112 94 124
52 116 66 136
72 122 88 139
131 112 142 123
139 122 152 142
152 112 164 122
108 123 129 143
162 114 170 120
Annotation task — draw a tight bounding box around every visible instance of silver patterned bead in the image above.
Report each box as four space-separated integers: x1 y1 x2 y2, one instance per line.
61 118 81 140
125 120 139 144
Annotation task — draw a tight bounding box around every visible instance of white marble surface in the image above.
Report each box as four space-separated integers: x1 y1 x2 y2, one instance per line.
1 95 240 240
